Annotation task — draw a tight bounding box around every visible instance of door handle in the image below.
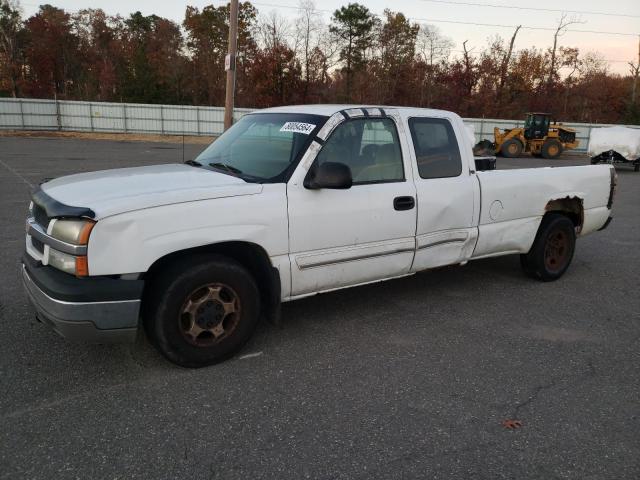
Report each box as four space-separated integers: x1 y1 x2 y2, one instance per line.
393 196 415 211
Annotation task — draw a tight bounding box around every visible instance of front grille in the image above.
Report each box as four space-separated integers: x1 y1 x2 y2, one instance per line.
31 237 45 254
33 203 49 229
29 202 50 256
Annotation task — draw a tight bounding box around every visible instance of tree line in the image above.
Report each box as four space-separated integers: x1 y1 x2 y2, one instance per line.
1 0 638 124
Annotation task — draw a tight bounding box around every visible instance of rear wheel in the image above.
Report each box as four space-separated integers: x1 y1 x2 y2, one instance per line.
501 139 523 158
520 214 576 282
541 139 563 159
145 255 260 367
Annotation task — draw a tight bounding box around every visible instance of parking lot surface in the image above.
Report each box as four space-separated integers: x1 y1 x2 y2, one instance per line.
1 136 639 479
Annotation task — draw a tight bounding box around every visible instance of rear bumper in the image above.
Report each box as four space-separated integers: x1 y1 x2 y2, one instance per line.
21 256 143 343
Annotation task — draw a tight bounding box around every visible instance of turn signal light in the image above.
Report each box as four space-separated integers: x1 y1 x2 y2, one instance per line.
75 256 89 277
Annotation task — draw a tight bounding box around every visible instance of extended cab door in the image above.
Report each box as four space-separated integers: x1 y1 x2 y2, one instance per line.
287 113 417 297
406 116 479 271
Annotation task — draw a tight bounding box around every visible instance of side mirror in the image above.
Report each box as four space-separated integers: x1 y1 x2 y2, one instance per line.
304 162 353 189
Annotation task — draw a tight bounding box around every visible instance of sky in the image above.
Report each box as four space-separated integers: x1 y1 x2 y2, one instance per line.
18 0 640 75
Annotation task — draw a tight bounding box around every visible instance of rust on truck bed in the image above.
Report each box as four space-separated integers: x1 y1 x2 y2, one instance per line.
545 197 584 233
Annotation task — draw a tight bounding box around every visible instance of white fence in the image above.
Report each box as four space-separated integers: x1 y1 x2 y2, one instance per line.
1 97 638 152
0 98 253 137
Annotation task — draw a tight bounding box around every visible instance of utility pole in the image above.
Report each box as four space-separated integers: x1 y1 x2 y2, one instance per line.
224 0 239 131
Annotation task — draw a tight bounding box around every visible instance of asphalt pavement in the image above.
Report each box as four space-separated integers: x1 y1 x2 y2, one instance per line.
0 136 638 479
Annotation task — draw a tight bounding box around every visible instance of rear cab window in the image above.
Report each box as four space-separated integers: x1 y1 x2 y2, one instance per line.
408 118 462 179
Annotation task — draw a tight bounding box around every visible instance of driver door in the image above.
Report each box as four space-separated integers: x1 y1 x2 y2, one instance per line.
286 115 417 297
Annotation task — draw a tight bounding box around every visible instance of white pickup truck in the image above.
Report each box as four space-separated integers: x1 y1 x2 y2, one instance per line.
22 105 616 367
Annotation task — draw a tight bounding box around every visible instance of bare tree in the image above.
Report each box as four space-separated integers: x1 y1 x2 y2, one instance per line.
579 51 607 77
629 36 640 104
416 24 453 107
294 0 322 102
559 47 580 116
417 24 452 67
547 13 583 89
496 25 521 109
314 29 340 86
258 10 292 51
462 40 476 96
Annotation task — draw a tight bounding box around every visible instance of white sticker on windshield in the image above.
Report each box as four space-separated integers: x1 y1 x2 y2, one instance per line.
280 122 316 135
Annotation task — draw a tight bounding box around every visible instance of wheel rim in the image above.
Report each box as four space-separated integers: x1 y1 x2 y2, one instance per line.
548 145 559 156
508 143 518 155
544 230 569 273
179 283 241 346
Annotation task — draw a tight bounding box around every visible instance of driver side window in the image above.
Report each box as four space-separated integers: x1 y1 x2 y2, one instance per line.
315 117 404 185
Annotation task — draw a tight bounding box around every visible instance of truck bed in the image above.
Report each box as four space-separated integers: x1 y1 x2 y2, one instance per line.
472 164 613 259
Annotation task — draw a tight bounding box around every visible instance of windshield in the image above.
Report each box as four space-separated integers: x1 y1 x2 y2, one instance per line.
195 113 327 182
525 115 550 129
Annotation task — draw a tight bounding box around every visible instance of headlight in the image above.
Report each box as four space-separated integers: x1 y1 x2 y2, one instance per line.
48 248 78 274
50 219 95 245
48 218 95 277
26 203 34 234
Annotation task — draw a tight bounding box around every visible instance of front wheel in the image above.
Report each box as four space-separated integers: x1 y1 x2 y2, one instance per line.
501 139 523 158
520 214 576 281
541 139 563 159
145 255 260 367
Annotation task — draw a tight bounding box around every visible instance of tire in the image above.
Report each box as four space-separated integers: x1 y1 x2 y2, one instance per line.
519 254 534 276
541 139 563 159
520 214 576 282
501 139 523 158
590 157 600 165
145 254 260 368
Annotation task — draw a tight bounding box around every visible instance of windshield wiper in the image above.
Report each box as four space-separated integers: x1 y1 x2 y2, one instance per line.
209 162 243 175
184 159 202 167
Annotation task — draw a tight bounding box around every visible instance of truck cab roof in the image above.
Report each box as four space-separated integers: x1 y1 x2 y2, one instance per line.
259 104 457 118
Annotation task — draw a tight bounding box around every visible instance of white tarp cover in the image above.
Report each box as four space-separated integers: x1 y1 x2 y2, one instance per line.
588 126 640 160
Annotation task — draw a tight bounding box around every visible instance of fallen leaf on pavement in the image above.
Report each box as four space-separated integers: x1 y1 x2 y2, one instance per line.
502 419 523 429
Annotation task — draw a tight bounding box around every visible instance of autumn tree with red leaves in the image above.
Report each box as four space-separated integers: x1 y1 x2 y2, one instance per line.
0 1 637 124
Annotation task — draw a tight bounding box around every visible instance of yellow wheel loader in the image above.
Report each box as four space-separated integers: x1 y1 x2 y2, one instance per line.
487 113 579 159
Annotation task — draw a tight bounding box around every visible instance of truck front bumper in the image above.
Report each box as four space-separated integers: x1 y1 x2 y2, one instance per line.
21 255 144 343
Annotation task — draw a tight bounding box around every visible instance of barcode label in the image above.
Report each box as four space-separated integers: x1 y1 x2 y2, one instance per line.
280 122 316 135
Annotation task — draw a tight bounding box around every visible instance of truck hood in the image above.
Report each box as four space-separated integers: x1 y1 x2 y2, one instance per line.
40 164 262 219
